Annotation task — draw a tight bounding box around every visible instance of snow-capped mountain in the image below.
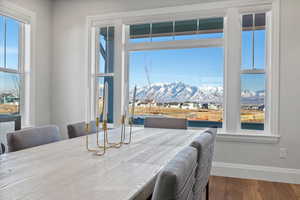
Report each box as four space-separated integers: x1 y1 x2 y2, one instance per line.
130 82 264 104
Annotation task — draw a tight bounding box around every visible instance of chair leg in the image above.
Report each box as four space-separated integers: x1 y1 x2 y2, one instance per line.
206 181 209 200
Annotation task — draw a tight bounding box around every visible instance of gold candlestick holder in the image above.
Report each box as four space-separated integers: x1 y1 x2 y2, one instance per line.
102 119 123 149
121 85 137 145
85 83 136 155
85 117 106 156
121 115 133 145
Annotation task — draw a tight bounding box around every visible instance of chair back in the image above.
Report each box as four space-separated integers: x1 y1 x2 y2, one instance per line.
152 146 197 200
6 125 61 152
0 143 5 154
144 117 187 129
67 121 96 139
190 128 217 199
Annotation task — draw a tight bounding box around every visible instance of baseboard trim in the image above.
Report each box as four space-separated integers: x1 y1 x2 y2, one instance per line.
212 162 300 184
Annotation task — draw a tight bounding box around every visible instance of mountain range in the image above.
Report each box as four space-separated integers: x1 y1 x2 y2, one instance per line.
131 82 265 105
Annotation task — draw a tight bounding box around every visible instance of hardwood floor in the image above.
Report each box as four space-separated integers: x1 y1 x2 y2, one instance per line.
209 176 300 200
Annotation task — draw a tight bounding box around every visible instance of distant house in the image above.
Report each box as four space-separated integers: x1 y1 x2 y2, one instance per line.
258 105 265 111
166 102 181 109
208 104 218 110
202 103 209 109
0 93 19 104
181 102 200 110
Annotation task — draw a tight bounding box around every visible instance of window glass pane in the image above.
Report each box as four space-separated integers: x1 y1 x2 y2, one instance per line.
0 16 4 68
174 18 224 40
197 17 223 39
241 30 252 69
100 27 107 52
99 27 114 73
175 20 197 33
242 14 253 28
255 13 266 27
129 47 224 128
97 76 114 123
151 21 174 42
254 30 266 69
240 74 265 130
130 24 151 43
242 13 266 29
241 13 266 70
129 17 223 42
6 17 19 70
0 71 21 115
174 19 198 40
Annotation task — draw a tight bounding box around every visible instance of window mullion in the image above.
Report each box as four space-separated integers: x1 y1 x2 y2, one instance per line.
122 25 130 117
224 8 241 133
252 14 255 70
113 21 124 126
4 17 6 68
89 26 98 121
265 11 272 134
19 23 26 126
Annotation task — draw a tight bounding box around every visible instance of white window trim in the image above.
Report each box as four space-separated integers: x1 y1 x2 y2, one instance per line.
0 0 36 128
86 0 280 143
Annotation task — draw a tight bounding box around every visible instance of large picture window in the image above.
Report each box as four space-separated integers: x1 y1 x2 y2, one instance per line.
0 14 31 150
129 47 224 128
89 2 278 136
128 17 224 128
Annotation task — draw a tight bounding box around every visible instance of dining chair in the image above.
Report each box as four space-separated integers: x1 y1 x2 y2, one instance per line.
190 128 217 200
0 143 5 154
151 146 198 200
6 125 61 152
67 121 96 139
144 117 187 129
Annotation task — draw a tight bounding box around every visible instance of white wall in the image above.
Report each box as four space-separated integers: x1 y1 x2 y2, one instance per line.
7 0 53 126
51 0 300 175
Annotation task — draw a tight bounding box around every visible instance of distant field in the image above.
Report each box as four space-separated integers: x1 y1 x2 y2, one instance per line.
0 104 19 115
132 106 264 123
2 102 263 124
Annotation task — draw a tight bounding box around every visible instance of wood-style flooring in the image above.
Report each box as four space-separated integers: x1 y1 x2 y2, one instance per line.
209 176 300 200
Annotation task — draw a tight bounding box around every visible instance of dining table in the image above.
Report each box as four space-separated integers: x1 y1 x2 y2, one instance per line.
0 127 204 200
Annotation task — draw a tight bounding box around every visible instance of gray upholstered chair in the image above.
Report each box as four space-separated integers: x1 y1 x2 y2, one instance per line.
0 143 5 154
6 125 61 152
144 117 187 129
151 146 197 200
190 128 217 200
67 121 96 139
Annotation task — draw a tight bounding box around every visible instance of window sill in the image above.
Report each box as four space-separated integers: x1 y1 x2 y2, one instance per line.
130 125 280 144
216 132 280 144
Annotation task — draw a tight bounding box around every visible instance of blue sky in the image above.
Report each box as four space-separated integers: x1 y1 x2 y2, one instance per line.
0 16 20 93
130 47 224 88
130 30 266 92
0 17 19 70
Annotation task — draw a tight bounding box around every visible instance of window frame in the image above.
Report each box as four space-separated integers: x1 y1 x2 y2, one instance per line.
87 0 280 140
89 24 117 123
237 9 272 134
125 17 225 130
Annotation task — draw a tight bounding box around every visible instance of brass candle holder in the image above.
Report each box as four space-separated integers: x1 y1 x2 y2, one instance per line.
85 117 106 156
121 86 136 145
85 84 136 155
103 119 123 149
121 115 133 145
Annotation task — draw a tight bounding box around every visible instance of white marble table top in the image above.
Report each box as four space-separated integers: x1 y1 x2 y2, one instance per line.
0 127 203 200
